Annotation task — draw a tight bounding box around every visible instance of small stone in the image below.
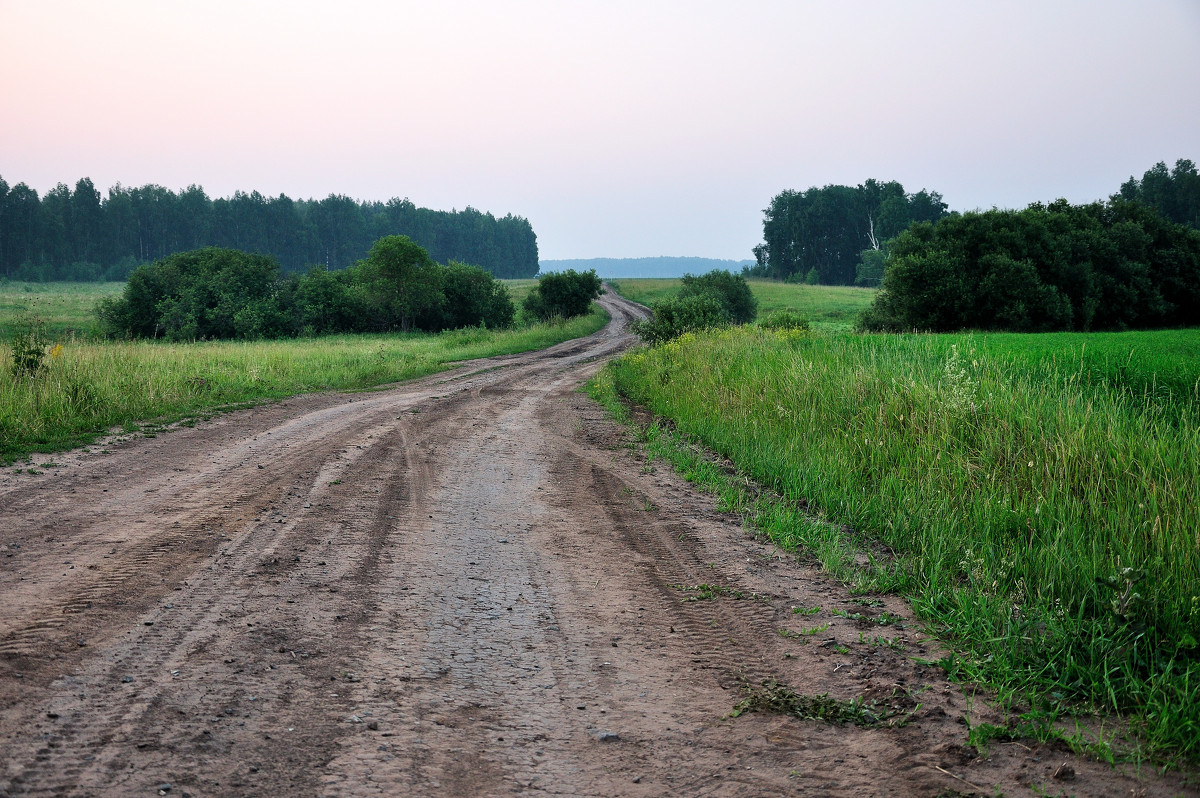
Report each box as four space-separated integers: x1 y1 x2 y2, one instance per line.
367 721 379 731
121 676 134 683
597 731 620 742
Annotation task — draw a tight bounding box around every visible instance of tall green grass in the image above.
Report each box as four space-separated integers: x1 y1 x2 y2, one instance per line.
608 278 877 331
598 325 1200 763
1 306 607 464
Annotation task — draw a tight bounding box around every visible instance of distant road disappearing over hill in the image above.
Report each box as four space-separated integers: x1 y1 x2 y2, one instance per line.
539 256 754 279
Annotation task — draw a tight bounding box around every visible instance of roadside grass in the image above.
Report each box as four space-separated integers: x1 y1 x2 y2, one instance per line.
589 325 1200 765
607 278 877 331
0 281 123 339
0 304 607 465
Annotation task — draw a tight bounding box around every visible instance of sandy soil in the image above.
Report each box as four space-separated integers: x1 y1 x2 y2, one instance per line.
0 289 1191 797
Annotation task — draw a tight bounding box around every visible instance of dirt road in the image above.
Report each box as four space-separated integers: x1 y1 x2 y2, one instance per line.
0 290 1187 796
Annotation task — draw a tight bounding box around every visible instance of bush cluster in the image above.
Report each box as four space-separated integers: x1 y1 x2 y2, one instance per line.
96 237 515 340
632 270 758 344
860 199 1200 332
521 269 603 321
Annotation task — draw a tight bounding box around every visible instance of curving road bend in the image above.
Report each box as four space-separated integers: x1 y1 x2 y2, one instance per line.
0 289 1185 796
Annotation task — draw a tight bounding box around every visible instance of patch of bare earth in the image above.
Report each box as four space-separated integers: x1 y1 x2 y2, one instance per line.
0 291 1190 796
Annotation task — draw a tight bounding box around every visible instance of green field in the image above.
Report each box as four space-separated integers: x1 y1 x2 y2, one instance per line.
608 277 877 331
593 323 1200 763
1 279 607 463
0 281 124 340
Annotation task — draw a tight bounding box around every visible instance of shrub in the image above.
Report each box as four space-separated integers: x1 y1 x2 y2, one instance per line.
678 270 758 324
426 261 515 330
523 269 602 321
859 199 1200 333
97 247 286 340
631 293 731 345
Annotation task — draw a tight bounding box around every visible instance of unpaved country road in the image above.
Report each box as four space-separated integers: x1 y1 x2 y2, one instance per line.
0 290 1189 797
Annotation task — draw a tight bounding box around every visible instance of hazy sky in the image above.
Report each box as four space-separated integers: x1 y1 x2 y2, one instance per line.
2 1 1198 260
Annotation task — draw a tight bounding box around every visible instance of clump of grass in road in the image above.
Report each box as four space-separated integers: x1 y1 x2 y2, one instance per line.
0 305 607 464
590 325 1200 765
673 583 770 602
731 680 914 727
608 277 876 331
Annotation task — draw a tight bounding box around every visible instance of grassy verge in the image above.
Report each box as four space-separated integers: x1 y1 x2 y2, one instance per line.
607 277 877 331
1 305 607 464
590 325 1200 765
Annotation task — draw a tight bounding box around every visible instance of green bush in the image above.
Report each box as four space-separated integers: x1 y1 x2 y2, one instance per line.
678 270 758 324
523 269 602 321
631 293 731 345
95 238 518 340
860 199 1200 332
425 261 514 330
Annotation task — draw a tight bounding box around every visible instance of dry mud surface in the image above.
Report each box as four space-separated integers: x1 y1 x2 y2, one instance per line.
0 291 1191 797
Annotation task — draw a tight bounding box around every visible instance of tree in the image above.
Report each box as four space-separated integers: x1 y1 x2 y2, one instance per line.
678 270 758 324
361 235 444 332
759 180 948 284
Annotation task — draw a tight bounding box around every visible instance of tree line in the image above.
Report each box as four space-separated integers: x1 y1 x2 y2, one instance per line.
858 197 1200 333
0 177 539 282
96 238 600 341
752 179 948 286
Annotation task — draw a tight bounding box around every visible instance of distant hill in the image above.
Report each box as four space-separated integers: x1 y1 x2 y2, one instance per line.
539 256 754 279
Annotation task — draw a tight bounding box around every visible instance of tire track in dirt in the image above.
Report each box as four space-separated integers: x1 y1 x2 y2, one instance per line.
0 290 1190 796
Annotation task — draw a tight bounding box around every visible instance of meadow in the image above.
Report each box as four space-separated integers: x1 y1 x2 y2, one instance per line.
0 281 124 339
0 279 606 464
593 295 1200 763
608 277 877 331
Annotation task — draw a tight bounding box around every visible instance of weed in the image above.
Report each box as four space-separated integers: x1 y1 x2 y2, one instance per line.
791 605 822 615
7 313 50 378
831 608 905 627
779 622 830 639
731 679 915 727
673 583 768 603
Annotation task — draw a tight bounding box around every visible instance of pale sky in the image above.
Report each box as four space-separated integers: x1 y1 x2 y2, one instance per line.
2 1 1197 260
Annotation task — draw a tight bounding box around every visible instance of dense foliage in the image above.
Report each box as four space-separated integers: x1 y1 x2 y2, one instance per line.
859 198 1200 333
678 270 758 324
97 237 515 340
521 269 603 321
631 293 731 345
0 176 539 281
755 179 948 285
1118 158 1200 229
631 270 757 344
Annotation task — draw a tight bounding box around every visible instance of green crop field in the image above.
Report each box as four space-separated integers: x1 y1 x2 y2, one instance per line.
608 277 877 331
593 323 1200 764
